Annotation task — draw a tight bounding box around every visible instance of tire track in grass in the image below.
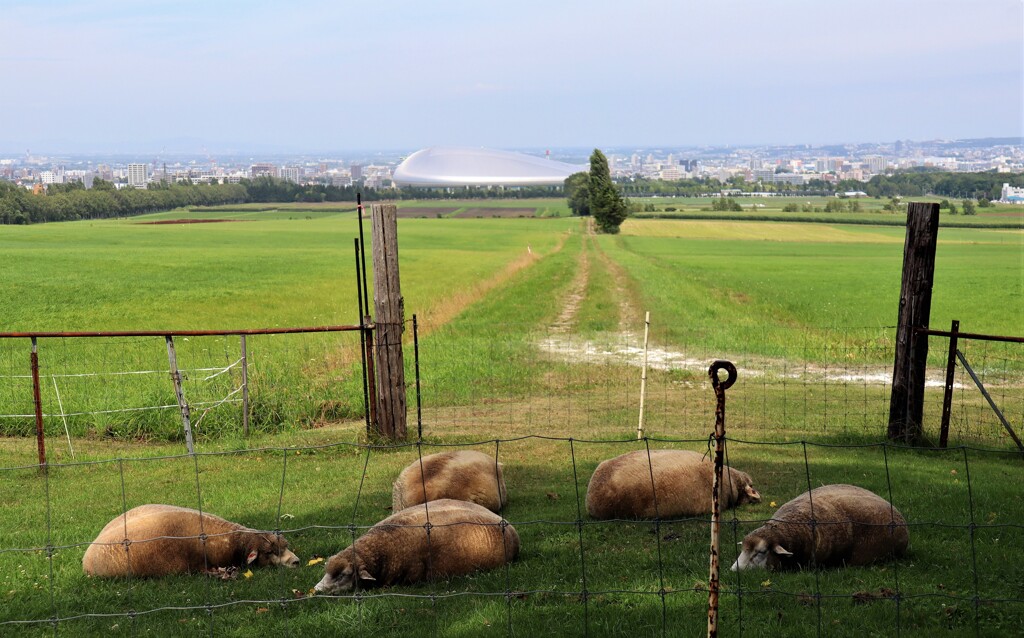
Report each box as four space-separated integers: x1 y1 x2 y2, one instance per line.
548 219 593 333
322 229 572 373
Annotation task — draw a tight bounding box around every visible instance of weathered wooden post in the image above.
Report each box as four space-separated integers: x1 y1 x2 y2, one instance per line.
887 202 940 443
370 203 407 440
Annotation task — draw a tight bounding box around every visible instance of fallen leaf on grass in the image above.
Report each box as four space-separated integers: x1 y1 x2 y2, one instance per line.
204 566 239 580
760 579 772 588
243 570 253 579
546 492 560 501
769 501 777 507
307 556 324 566
292 588 306 598
256 607 269 614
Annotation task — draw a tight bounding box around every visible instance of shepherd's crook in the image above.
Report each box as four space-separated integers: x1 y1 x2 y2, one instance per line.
707 360 737 638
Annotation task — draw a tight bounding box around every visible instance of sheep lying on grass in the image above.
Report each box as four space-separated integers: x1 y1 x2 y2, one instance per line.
586 449 761 519
731 484 909 571
82 504 300 577
314 499 519 593
392 450 507 513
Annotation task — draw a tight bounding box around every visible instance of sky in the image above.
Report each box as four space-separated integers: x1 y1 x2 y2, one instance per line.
1 0 1022 155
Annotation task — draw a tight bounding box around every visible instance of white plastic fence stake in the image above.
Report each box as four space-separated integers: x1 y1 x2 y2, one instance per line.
637 311 651 439
51 376 75 459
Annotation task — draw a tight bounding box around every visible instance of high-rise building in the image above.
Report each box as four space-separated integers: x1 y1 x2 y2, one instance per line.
127 163 148 188
280 167 300 183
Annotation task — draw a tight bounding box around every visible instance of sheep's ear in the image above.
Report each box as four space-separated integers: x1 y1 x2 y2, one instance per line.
773 545 793 557
358 567 375 581
247 550 259 564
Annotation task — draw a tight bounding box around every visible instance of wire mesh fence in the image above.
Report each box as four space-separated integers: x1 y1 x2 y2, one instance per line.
1 322 1022 636
2 435 1022 636
0 329 367 450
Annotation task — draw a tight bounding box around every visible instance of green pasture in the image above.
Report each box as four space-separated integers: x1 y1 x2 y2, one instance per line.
603 219 1022 355
0 210 1021 440
1 424 1021 637
2 204 1023 635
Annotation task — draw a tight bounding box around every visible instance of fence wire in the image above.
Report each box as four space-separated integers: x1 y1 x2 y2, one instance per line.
2 434 1022 636
0 324 1022 635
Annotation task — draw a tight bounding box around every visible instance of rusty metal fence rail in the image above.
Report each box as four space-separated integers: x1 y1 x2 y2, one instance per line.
0 325 367 464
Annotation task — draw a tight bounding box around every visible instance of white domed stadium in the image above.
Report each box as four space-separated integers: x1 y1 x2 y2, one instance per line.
393 146 586 188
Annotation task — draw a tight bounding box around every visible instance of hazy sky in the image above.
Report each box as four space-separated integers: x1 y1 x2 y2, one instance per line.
2 0 1021 154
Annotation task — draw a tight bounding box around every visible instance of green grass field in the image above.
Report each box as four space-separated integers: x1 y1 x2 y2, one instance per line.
1 200 1023 636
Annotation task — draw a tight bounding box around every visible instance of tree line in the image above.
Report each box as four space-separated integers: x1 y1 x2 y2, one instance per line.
0 179 248 224
617 170 1024 200
2 168 1021 225
0 176 564 225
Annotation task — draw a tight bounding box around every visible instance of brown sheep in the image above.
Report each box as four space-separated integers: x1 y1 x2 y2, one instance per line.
392 450 507 513
586 449 761 520
82 504 300 577
313 499 519 593
731 484 909 571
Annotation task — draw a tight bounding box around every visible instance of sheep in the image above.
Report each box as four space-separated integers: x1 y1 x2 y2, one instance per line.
82 504 300 577
731 484 909 571
585 449 761 520
313 499 519 593
392 450 507 513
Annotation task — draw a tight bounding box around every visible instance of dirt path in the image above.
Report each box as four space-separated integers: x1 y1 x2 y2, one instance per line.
548 219 592 333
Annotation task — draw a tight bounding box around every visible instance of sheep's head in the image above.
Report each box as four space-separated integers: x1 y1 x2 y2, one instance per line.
735 472 762 506
314 550 375 594
246 532 300 568
731 534 793 571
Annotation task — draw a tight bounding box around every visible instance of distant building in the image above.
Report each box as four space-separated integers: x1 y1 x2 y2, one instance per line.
127 163 148 189
999 183 1024 204
250 163 278 178
392 147 584 187
350 163 363 181
280 166 300 183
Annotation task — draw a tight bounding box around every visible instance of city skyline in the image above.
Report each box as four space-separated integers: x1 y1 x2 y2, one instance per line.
2 0 1022 155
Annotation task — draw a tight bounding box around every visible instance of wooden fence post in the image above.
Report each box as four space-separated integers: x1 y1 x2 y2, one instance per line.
887 202 940 443
370 203 407 440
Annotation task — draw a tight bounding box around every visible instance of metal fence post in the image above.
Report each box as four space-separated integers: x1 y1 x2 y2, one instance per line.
708 360 737 638
241 334 250 438
30 337 47 471
939 319 959 448
166 335 195 454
